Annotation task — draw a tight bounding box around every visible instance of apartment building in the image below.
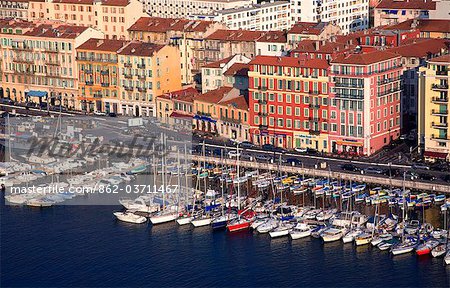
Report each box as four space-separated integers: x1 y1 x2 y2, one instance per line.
0 19 103 108
0 0 28 19
329 50 403 156
201 54 251 93
143 0 254 18
287 21 342 46
291 0 369 34
373 0 436 27
194 86 250 142
117 42 181 117
189 1 291 31
28 0 146 40
76 38 127 113
382 19 450 39
418 55 450 162
248 56 330 150
156 87 198 126
127 17 225 85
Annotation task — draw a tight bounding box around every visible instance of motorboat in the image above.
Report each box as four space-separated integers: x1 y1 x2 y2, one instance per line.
416 239 440 256
26 197 55 207
311 225 328 238
316 209 337 221
342 229 362 244
371 233 393 246
113 211 147 224
355 232 373 246
378 238 397 251
269 222 294 238
404 220 420 235
227 218 252 232
191 215 213 227
289 223 312 240
431 244 448 258
176 215 194 225
304 209 322 220
257 218 279 234
321 227 344 242
149 212 178 225
391 237 419 255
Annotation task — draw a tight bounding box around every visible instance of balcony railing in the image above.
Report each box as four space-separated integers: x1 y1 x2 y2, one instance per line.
436 70 448 76
221 116 242 124
137 74 146 80
378 87 401 97
101 83 110 87
13 58 33 63
378 76 401 85
123 85 134 91
334 93 364 100
85 81 94 86
431 134 449 141
431 97 448 103
258 86 267 91
432 83 449 90
258 112 268 117
309 104 320 109
431 109 449 116
334 82 364 88
259 124 268 130
100 70 109 75
137 64 146 69
431 122 448 129
137 87 147 92
309 129 320 135
123 73 133 79
93 93 103 99
308 117 320 121
124 62 133 68
258 99 267 105
84 69 93 74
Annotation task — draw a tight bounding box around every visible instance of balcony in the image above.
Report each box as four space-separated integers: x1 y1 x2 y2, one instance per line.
432 83 449 90
309 104 320 109
378 76 401 85
137 63 146 69
309 129 320 135
258 112 268 117
123 73 133 79
308 117 320 122
137 87 147 92
137 74 146 80
436 70 448 76
101 83 110 87
431 109 449 116
123 85 134 91
431 122 448 129
84 69 93 74
93 93 103 99
378 87 401 97
85 81 94 86
259 124 268 130
100 70 109 75
334 82 364 88
258 99 267 105
221 116 241 124
309 90 319 95
124 62 133 68
334 93 364 100
258 86 267 91
431 134 449 141
45 60 60 66
13 58 33 64
12 45 32 51
76 56 94 61
431 97 448 104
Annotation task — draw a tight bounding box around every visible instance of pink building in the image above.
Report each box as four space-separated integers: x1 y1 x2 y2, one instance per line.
329 50 403 156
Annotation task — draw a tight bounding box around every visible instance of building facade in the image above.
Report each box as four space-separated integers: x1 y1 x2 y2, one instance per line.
329 51 403 156
0 19 103 107
156 87 197 127
0 0 28 19
418 55 449 162
248 56 330 150
373 0 436 27
117 42 182 117
28 0 146 40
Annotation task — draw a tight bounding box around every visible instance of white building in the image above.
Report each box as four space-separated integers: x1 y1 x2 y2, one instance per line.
290 0 369 34
188 1 291 31
143 0 255 18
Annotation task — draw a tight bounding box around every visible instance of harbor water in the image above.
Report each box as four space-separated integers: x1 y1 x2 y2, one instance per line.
1 196 449 287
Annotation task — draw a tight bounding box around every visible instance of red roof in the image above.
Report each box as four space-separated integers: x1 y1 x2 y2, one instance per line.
332 50 400 65
77 38 128 51
389 38 449 58
375 0 436 10
223 63 250 77
117 42 164 57
288 22 330 35
206 29 264 42
170 111 193 118
256 31 287 43
128 17 216 33
203 56 234 68
195 86 234 104
52 0 130 5
383 19 450 33
158 87 199 103
424 151 448 159
428 54 450 64
249 55 330 69
23 23 88 39
220 96 249 111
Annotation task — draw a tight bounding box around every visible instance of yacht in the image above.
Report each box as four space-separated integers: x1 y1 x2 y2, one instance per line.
321 227 345 242
355 232 373 246
342 229 362 244
269 222 294 238
113 211 147 224
391 237 419 255
289 223 312 240
149 212 178 225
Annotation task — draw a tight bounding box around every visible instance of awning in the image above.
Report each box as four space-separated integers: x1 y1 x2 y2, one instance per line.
424 151 448 159
193 115 201 120
336 140 364 147
27 90 47 98
170 112 193 119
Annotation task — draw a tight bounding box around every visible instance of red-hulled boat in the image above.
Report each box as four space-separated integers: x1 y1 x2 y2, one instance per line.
416 239 440 256
226 210 256 232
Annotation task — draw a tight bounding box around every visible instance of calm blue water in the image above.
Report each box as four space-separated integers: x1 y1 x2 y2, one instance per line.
1 196 450 287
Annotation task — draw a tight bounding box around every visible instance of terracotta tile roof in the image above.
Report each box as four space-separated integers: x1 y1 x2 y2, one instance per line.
383 19 450 33
249 55 330 69
332 50 400 65
220 95 249 111
0 19 34 30
202 56 234 68
428 54 450 63
389 38 449 58
288 22 329 35
292 39 351 55
117 42 164 57
375 0 436 10
76 38 128 51
20 23 88 39
158 87 199 103
257 31 287 43
195 86 234 104
223 63 250 77
206 29 265 42
128 17 216 33
100 0 129 6
52 0 129 5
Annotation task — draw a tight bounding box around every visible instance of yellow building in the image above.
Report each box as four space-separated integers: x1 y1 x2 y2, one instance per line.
155 87 198 127
194 86 250 142
28 0 145 40
0 19 103 107
418 54 450 162
76 38 127 113
117 42 181 117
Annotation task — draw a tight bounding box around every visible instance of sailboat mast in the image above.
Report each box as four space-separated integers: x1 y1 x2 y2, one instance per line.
237 144 240 211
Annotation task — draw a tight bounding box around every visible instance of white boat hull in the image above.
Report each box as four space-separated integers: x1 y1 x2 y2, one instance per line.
355 237 372 246
322 233 343 242
114 212 147 224
269 229 290 238
342 235 355 243
391 246 414 255
191 217 213 227
150 213 178 224
176 217 193 225
289 230 311 240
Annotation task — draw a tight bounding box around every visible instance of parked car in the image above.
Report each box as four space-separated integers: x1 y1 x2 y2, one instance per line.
0 98 14 105
286 158 302 166
306 148 318 154
255 154 272 161
108 112 117 117
363 167 384 174
262 144 276 151
441 174 450 183
94 111 107 116
294 147 308 153
411 163 430 170
240 141 255 149
240 153 252 160
418 173 436 181
404 171 419 181
228 150 241 158
340 164 360 172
